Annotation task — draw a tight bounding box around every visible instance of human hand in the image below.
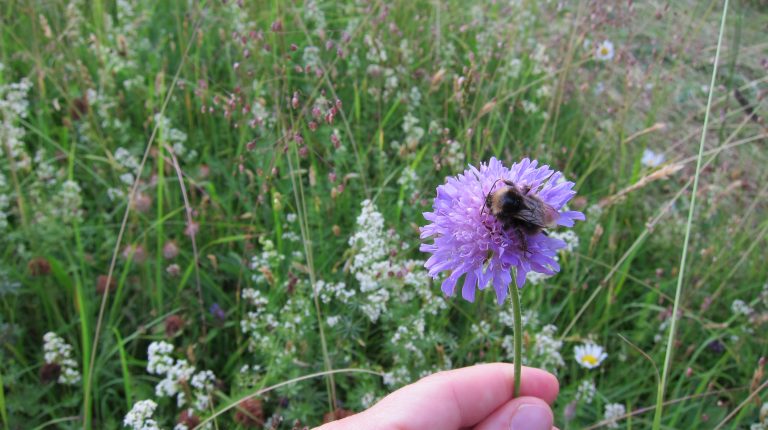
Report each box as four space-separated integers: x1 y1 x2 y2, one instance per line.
315 363 559 430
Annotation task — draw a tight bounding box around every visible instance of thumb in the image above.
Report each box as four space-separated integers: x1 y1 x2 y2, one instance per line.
473 396 554 430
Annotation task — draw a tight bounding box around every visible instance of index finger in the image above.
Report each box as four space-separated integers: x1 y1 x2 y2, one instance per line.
317 363 559 430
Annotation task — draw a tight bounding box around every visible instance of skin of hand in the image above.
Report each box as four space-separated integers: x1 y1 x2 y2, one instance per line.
314 363 559 430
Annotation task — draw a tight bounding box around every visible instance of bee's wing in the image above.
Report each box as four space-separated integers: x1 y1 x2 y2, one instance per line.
511 197 559 228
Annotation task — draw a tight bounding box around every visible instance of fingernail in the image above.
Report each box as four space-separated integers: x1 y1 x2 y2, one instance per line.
509 404 552 430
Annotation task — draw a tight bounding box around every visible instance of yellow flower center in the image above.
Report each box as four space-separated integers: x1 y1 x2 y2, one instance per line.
581 354 599 366
600 47 609 56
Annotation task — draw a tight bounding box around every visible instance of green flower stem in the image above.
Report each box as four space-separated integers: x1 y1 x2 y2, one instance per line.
510 280 523 398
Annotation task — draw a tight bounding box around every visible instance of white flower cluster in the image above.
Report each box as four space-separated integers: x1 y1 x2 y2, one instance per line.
749 402 768 430
731 299 753 317
1 78 33 226
302 46 321 69
108 147 141 201
317 279 352 304
154 114 197 162
549 230 580 254
250 238 284 284
0 78 33 162
348 200 395 322
49 180 83 224
391 316 426 359
397 167 419 196
382 366 411 388
42 332 81 385
576 379 596 404
0 171 9 230
146 341 216 411
531 324 565 372
123 399 160 430
190 370 216 410
242 288 268 307
503 322 564 373
441 139 465 172
603 402 626 428
304 0 326 34
401 113 424 151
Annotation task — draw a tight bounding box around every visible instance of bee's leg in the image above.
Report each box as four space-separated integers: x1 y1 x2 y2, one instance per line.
521 184 532 194
516 228 529 255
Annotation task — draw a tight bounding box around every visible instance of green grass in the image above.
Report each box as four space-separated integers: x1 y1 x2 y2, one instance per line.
0 0 767 429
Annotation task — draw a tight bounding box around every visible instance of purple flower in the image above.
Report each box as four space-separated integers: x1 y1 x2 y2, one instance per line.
420 157 584 304
209 303 226 321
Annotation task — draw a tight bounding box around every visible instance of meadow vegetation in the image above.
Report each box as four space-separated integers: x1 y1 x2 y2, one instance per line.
0 0 766 428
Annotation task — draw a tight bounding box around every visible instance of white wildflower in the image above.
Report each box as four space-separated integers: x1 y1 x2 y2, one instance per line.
576 379 596 404
731 299 753 317
42 332 81 385
595 40 615 61
123 400 160 430
641 148 665 167
603 403 626 428
575 343 608 369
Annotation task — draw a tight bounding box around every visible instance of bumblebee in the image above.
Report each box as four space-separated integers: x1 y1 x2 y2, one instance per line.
484 179 559 252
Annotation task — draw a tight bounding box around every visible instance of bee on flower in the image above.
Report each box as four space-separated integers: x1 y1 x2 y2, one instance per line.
420 158 584 304
574 342 608 369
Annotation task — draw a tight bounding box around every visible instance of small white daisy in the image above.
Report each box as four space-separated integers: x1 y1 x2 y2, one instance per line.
641 148 665 167
575 343 607 369
595 40 614 61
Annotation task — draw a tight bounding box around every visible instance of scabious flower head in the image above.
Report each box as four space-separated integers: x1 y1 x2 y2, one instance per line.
574 342 608 369
420 157 584 304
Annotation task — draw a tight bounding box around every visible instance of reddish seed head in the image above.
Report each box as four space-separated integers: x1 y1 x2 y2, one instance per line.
291 92 300 109
28 257 51 276
177 409 200 429
308 121 318 131
234 398 264 428
328 171 337 183
165 315 184 338
185 222 200 238
96 274 117 295
132 192 152 213
298 146 309 158
122 245 147 263
270 20 282 32
166 264 181 277
163 241 179 259
290 43 298 51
